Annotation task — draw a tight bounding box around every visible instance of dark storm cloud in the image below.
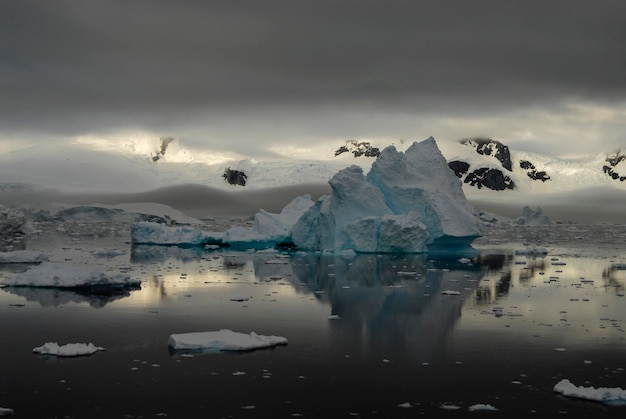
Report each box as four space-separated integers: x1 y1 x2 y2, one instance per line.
1 0 626 144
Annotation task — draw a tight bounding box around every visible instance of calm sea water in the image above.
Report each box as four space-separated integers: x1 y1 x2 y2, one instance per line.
0 221 625 418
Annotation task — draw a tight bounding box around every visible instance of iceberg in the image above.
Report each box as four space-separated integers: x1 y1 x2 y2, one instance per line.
554 379 626 405
32 342 104 357
516 206 553 226
168 329 288 351
1 262 140 289
130 139 483 254
292 138 484 253
131 195 314 249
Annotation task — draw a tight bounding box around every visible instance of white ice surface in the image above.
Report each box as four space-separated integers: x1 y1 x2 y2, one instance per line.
554 379 626 404
0 250 47 264
1 262 139 288
32 342 105 357
168 329 288 351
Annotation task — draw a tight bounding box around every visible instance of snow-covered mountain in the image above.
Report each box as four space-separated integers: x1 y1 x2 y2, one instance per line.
1 135 625 222
2 136 623 195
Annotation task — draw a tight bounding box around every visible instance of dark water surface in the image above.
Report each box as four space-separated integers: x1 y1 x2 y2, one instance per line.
1 222 625 418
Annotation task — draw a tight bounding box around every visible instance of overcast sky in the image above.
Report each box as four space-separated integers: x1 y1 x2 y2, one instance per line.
2 0 625 159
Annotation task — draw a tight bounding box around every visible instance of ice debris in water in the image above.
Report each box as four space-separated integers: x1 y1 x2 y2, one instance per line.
0 250 48 264
554 379 626 405
468 404 498 411
168 329 288 351
32 342 105 357
515 246 548 256
1 262 140 288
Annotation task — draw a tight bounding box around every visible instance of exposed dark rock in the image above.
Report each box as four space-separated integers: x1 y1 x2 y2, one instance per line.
223 168 248 186
461 138 512 171
152 137 175 162
335 141 380 158
448 160 470 178
527 170 551 182
464 168 515 191
519 160 535 170
604 151 626 182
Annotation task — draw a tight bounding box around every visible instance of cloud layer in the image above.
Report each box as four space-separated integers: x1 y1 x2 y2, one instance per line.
2 0 625 157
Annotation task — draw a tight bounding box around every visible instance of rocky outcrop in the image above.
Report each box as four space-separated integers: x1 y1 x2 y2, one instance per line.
334 141 381 158
461 138 512 171
152 137 175 162
223 168 248 186
464 168 514 190
448 160 470 178
603 151 626 182
520 160 551 182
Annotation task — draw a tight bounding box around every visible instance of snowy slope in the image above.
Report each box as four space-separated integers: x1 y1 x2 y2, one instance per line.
0 136 624 197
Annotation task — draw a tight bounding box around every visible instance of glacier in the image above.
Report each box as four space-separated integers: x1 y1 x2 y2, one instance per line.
131 138 484 253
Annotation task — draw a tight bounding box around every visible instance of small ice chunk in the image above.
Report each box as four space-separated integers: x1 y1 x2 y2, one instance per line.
327 315 341 320
515 246 548 256
440 404 461 410
468 404 498 411
441 290 461 295
397 402 412 408
168 329 288 351
0 250 48 264
32 342 104 357
554 379 626 404
0 407 14 416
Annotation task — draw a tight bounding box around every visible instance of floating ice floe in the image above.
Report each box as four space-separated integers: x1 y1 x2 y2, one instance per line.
554 379 626 405
0 250 48 264
468 403 498 411
91 248 127 258
168 329 288 351
1 262 140 289
515 246 548 256
0 406 14 416
32 342 105 357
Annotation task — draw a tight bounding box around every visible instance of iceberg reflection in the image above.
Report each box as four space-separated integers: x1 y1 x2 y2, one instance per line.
1 286 137 308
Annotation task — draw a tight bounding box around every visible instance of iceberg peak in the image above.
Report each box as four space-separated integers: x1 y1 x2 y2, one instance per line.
292 137 484 253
